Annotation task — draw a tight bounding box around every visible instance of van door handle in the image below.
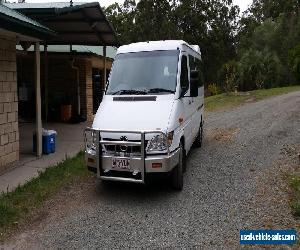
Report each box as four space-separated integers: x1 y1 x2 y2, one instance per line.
188 100 192 105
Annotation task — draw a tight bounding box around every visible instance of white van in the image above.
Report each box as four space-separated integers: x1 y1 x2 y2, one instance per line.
85 40 204 190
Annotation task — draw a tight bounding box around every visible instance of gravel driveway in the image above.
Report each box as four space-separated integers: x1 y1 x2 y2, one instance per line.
3 91 300 249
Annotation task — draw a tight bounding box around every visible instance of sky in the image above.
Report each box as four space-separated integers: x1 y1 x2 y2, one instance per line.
24 0 253 13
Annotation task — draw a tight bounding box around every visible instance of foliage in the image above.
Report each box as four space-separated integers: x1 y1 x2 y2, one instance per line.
247 0 299 22
237 0 300 89
238 48 281 90
104 0 240 85
105 0 300 91
207 83 221 96
217 60 239 92
289 44 300 82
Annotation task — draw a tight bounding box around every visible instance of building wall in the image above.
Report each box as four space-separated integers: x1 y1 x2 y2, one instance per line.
85 60 94 122
78 56 113 122
0 35 19 173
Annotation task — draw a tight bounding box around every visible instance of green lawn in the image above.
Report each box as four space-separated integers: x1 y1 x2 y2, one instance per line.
0 152 89 239
205 86 300 112
288 173 300 218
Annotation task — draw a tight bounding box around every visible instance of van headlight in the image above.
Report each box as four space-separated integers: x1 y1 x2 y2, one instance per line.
146 132 173 153
85 130 97 156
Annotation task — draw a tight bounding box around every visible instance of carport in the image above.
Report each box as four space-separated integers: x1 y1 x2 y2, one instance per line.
8 2 119 157
0 4 55 172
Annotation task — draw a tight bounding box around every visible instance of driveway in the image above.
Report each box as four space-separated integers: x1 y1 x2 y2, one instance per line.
2 91 300 249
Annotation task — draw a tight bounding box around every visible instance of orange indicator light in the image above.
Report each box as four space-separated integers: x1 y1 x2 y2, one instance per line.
152 163 162 169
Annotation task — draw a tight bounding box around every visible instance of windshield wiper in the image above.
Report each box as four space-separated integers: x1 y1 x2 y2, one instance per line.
111 89 148 95
147 88 175 94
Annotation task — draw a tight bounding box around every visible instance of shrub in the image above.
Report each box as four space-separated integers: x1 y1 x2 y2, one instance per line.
217 60 239 93
207 83 221 96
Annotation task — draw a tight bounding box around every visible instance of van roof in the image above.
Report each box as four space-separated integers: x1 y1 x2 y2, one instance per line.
117 40 201 55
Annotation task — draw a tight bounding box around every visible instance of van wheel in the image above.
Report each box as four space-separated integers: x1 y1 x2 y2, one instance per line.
194 121 203 148
171 142 184 191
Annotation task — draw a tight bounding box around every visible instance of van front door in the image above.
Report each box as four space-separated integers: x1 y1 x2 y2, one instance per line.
189 55 204 139
180 54 194 151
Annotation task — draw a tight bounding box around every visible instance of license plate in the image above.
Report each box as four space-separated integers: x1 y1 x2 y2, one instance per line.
112 158 130 170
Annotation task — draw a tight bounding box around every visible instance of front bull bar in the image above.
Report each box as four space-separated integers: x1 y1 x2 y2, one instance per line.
84 128 169 184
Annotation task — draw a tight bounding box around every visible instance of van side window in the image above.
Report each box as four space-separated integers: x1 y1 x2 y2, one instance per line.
189 55 196 70
180 55 189 95
189 55 204 87
197 59 204 87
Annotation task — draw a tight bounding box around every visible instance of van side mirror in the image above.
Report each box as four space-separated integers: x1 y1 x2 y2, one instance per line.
190 70 199 97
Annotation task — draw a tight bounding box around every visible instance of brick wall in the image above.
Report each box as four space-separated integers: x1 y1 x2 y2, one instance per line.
82 56 113 122
0 35 19 173
85 60 94 122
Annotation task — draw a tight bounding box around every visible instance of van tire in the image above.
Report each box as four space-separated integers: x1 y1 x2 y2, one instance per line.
171 142 184 191
194 121 203 148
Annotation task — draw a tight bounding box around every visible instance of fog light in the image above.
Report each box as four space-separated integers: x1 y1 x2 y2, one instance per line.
152 163 162 169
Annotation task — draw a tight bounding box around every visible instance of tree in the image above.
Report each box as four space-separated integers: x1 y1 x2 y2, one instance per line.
238 49 281 90
134 0 176 41
248 0 299 22
289 44 300 83
217 60 239 92
237 0 300 89
105 0 240 86
104 1 137 44
175 0 239 84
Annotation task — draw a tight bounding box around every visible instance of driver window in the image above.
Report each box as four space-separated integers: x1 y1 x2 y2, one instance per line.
180 55 189 95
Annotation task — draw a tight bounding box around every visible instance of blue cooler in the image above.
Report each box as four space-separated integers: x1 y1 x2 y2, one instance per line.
33 129 57 155
43 130 56 154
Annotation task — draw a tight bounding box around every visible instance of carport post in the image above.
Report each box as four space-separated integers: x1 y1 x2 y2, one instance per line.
103 46 107 88
44 44 49 123
34 42 42 157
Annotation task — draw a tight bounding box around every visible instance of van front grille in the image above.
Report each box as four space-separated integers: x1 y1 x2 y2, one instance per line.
102 138 147 156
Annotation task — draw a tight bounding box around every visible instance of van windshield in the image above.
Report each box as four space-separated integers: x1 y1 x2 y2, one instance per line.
106 50 179 95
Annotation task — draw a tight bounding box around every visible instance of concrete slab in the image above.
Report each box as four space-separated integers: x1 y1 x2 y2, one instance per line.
0 121 90 193
0 165 40 193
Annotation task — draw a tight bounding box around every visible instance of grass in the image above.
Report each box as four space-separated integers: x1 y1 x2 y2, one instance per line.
288 174 300 217
205 85 300 112
0 152 89 239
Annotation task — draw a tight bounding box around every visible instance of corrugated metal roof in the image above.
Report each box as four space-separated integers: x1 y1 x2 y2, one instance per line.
16 44 117 59
6 2 120 46
0 3 54 35
6 2 83 9
45 45 117 58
